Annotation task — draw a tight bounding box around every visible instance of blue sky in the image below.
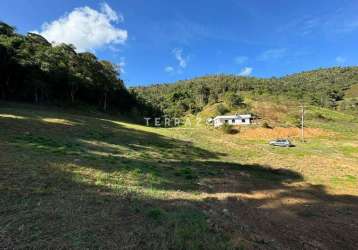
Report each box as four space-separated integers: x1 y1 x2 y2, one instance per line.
1 0 358 86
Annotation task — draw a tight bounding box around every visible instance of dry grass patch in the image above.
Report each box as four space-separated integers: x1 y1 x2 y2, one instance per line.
239 127 330 140
251 102 290 123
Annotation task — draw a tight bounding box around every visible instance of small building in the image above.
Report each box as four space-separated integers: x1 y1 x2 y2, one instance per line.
213 114 252 127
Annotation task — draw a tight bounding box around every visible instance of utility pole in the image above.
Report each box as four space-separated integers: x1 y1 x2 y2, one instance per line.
301 103 305 142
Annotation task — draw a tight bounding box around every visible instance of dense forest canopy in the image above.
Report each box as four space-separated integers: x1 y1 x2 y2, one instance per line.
0 21 158 116
134 67 358 117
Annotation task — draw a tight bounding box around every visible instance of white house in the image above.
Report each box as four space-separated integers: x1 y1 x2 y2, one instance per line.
213 114 252 127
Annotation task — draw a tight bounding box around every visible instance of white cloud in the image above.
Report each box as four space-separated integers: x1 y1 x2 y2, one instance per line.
164 66 174 73
100 3 123 22
34 3 127 52
336 56 346 64
166 48 188 74
117 57 126 74
234 56 248 65
173 48 188 68
258 48 287 61
239 67 253 76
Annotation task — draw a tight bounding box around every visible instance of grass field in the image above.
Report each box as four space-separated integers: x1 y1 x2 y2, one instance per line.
1 102 358 249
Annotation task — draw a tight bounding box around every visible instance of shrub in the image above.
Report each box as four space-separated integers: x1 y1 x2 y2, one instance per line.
174 167 198 179
216 104 229 115
222 124 239 134
293 118 302 128
262 122 272 129
146 208 165 220
291 114 303 128
224 92 244 108
312 113 333 121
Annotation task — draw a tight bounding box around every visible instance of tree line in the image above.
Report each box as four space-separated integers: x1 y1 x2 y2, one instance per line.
0 21 159 117
134 67 358 117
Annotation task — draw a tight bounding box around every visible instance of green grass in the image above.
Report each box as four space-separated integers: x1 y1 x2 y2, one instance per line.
1 103 358 249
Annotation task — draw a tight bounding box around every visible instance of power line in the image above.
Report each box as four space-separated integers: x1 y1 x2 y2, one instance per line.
301 103 305 142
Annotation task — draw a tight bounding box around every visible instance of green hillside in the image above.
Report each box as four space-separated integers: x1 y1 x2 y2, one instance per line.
1 103 357 249
134 67 358 118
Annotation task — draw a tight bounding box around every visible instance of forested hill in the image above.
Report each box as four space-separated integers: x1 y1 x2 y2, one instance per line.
134 67 358 117
0 21 157 116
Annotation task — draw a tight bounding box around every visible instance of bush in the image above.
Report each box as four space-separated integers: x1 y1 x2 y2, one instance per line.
262 122 272 129
146 208 165 220
222 124 239 134
216 104 229 115
174 167 198 179
291 114 303 128
293 118 302 128
224 92 244 108
316 113 327 120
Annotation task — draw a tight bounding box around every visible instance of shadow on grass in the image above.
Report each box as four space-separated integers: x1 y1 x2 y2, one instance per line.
1 106 358 249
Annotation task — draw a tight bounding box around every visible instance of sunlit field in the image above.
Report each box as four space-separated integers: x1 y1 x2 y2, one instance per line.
1 103 357 249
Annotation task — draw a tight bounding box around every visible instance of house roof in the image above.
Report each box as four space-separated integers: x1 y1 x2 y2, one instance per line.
214 114 252 120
